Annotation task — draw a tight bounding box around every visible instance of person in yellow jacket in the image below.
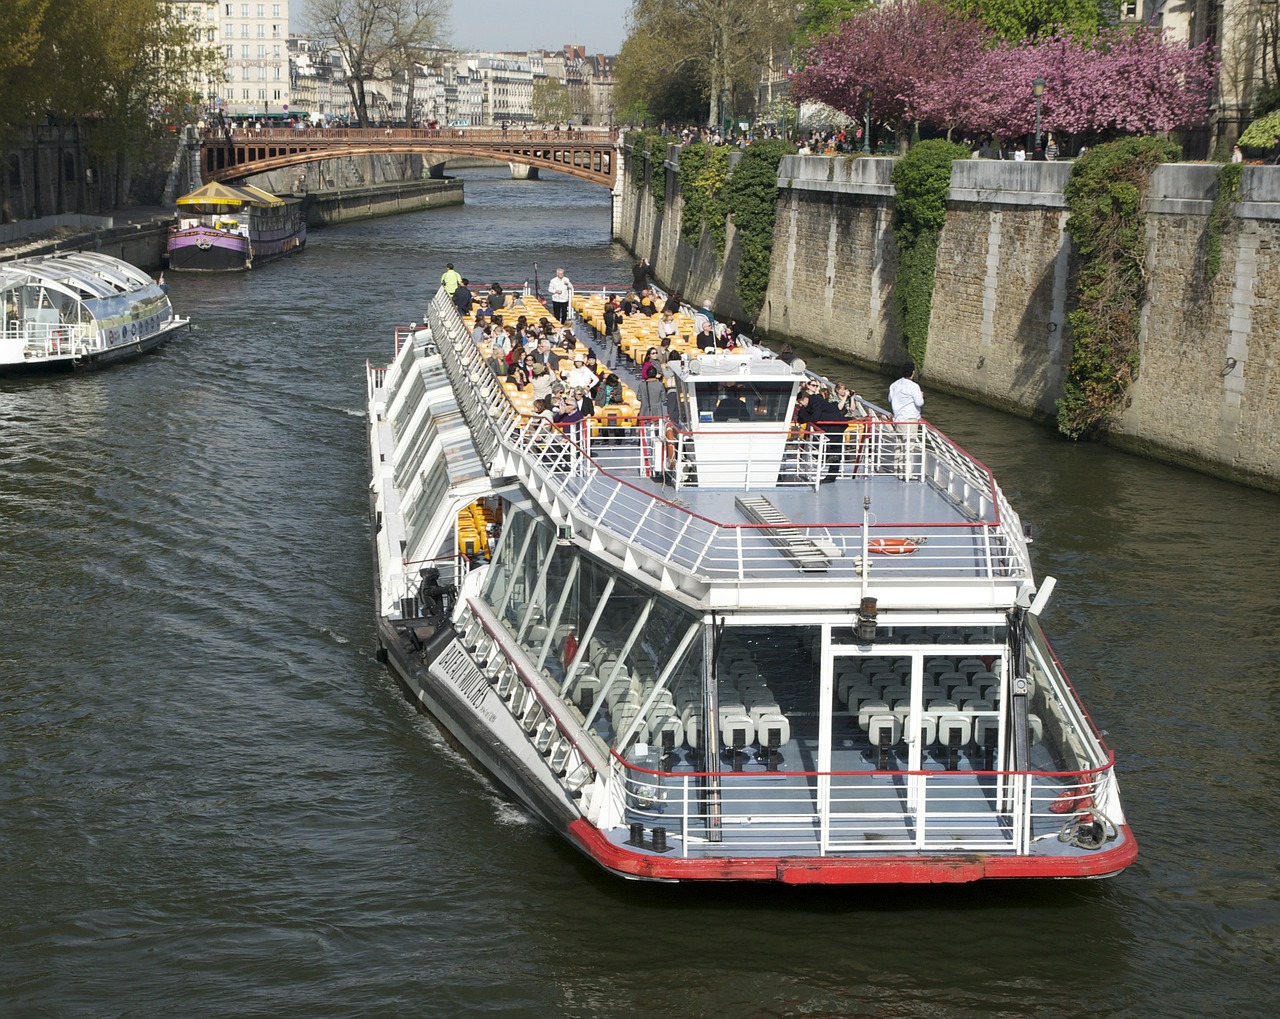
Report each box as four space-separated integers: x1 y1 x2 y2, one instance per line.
440 263 462 295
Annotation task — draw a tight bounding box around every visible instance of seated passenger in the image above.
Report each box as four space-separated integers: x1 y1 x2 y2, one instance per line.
713 385 750 421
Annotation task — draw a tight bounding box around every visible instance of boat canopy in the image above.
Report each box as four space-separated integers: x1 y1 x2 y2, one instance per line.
0 252 175 364
177 181 285 211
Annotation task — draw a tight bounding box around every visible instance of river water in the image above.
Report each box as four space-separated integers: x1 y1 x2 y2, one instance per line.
2 168 1277 1017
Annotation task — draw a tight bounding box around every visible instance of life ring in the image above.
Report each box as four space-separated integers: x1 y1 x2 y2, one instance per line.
1049 786 1094 814
869 538 918 555
664 424 678 466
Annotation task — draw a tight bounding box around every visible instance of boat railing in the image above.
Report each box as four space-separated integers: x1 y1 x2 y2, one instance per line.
16 320 96 358
424 291 1030 583
614 755 1118 857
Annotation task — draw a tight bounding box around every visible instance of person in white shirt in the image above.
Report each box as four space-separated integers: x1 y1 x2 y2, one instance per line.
565 353 599 393
888 362 924 421
548 267 573 324
887 362 925 475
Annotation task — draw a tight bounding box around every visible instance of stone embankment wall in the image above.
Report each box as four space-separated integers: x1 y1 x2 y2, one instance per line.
616 152 1280 491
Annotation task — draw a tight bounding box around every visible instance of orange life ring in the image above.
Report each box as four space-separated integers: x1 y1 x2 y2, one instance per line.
664 424 678 466
868 538 918 555
1049 786 1094 814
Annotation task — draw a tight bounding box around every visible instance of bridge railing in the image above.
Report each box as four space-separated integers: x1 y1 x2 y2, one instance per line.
200 126 619 145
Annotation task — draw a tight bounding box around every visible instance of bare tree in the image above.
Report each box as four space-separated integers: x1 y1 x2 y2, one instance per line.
305 0 447 126
626 0 797 130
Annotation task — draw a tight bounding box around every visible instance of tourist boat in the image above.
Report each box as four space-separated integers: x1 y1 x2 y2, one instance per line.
0 252 189 374
167 181 306 271
364 287 1137 884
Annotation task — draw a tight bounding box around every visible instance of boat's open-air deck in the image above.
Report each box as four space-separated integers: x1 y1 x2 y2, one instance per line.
402 292 1032 599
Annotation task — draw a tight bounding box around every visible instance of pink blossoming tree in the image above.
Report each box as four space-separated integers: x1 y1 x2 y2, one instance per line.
791 0 1218 148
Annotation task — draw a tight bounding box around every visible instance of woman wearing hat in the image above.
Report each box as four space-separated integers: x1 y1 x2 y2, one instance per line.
566 352 599 393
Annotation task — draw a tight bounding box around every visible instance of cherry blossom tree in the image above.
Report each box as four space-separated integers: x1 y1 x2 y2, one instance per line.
795 3 1218 146
790 0 991 149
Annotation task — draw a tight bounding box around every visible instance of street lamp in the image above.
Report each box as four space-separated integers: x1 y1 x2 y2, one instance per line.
1033 77 1045 159
861 86 872 155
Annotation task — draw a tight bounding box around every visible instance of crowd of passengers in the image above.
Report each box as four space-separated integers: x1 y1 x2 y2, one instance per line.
444 271 869 433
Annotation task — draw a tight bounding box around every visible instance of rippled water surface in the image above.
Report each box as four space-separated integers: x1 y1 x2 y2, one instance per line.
2 169 1278 1017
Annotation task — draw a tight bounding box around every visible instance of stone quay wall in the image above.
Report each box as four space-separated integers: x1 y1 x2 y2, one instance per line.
615 151 1280 491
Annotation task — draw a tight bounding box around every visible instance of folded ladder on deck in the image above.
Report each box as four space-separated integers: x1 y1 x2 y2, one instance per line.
736 495 835 573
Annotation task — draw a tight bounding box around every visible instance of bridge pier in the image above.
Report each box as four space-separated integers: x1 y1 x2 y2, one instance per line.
509 163 539 181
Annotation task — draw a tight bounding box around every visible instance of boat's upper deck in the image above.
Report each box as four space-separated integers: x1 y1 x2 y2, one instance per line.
372 291 1033 611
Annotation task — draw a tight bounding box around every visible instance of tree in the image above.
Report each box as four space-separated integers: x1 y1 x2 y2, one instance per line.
624 0 797 129
305 0 447 126
532 78 572 125
795 0 869 52
791 0 992 150
794 3 1217 147
614 31 706 125
941 0 1118 42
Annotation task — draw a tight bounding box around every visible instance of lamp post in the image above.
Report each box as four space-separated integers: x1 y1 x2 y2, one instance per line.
861 86 872 155
1033 77 1045 159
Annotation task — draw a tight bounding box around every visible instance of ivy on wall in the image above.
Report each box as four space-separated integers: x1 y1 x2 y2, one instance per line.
889 140 970 369
724 138 795 319
678 143 731 255
1059 136 1180 439
1205 161 1244 282
629 130 670 204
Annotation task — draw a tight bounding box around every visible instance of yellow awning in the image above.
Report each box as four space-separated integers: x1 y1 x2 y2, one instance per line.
236 184 286 207
176 181 256 207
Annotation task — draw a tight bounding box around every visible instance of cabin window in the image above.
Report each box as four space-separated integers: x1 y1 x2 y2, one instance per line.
693 379 792 423
482 511 703 755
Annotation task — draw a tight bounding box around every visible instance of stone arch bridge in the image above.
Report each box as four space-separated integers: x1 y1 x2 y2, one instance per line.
197 126 620 189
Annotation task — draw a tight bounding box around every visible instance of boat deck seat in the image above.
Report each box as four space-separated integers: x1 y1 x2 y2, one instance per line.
720 712 755 753
756 713 790 750
858 700 890 732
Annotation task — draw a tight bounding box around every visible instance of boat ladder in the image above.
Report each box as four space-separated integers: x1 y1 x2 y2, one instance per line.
735 495 834 573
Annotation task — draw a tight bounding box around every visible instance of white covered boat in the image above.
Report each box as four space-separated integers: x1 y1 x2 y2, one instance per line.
0 252 188 374
364 288 1137 884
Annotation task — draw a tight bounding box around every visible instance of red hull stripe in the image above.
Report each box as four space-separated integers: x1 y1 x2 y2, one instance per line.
567 820 1138 884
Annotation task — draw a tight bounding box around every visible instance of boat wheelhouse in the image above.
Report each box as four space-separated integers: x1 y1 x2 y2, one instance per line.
167 181 306 272
0 252 188 374
365 288 1137 884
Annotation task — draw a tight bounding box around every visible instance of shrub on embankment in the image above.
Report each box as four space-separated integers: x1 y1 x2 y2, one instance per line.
1059 136 1180 439
890 140 971 370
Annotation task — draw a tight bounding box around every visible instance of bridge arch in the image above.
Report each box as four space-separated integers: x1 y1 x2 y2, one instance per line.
198 127 619 189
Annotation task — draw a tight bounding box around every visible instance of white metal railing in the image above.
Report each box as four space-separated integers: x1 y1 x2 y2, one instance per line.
418 291 1031 584
617 760 1115 858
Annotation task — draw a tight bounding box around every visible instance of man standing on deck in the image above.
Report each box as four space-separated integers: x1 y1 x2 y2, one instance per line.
796 386 844 482
548 267 573 324
887 362 925 474
632 257 650 295
440 263 461 295
453 278 474 316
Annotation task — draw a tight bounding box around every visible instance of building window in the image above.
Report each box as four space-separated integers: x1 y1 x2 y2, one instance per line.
224 43 233 57
241 24 248 37
240 3 248 15
242 44 249 57
257 44 265 57
207 28 216 41
257 4 264 15
225 3 232 14
272 3 280 14
258 89 266 100
257 24 264 37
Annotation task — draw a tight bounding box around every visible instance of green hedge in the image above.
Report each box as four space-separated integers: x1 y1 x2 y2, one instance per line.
725 139 795 318
1059 136 1180 439
890 140 970 369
